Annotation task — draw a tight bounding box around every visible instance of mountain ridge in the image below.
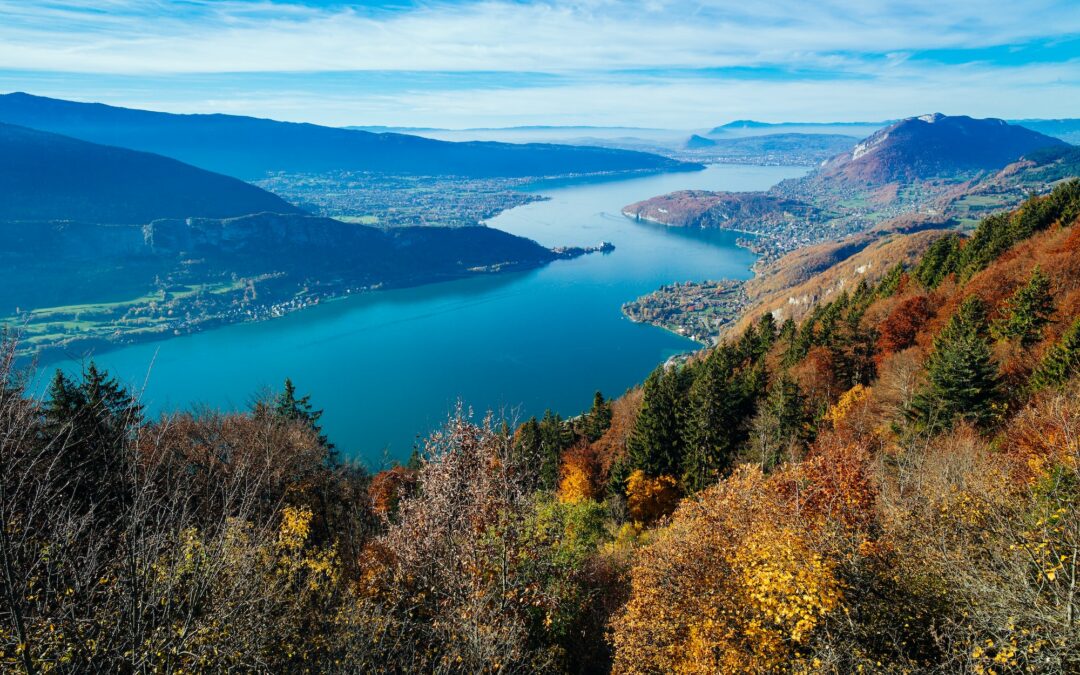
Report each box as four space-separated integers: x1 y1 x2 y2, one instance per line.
0 92 699 180
0 122 303 224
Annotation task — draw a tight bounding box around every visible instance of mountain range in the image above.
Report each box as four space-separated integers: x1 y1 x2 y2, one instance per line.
0 92 697 181
0 122 302 224
624 113 1072 266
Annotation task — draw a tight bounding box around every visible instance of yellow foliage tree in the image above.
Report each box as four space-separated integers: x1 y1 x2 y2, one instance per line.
625 469 679 523
823 383 871 430
611 468 845 674
558 450 596 503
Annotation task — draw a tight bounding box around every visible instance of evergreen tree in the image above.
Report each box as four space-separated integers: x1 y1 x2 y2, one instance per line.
42 363 142 519
992 267 1055 347
747 374 806 471
913 234 962 289
1030 318 1080 390
681 348 744 492
753 313 777 362
627 367 686 478
537 410 569 490
876 263 905 298
272 378 334 452
584 391 613 442
909 297 1001 429
514 416 542 464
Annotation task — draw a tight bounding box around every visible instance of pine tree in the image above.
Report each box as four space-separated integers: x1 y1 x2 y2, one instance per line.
584 391 613 442
514 416 542 469
748 374 806 471
909 297 1001 429
992 267 1055 347
1030 318 1080 390
537 410 568 490
43 363 142 519
627 367 686 478
914 234 962 289
876 263 905 298
681 348 744 492
273 378 333 451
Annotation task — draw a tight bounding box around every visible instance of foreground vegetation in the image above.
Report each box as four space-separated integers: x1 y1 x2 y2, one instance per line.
2 181 1080 673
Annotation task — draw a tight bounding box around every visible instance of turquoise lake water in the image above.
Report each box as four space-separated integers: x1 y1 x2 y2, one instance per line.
50 164 806 465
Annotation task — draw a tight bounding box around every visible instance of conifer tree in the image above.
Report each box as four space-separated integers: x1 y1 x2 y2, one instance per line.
1030 318 1080 390
876 263 905 298
914 234 962 289
273 378 333 451
43 363 142 519
681 348 743 492
537 410 568 490
748 374 806 471
909 297 1001 429
582 391 613 442
992 267 1055 347
627 367 686 478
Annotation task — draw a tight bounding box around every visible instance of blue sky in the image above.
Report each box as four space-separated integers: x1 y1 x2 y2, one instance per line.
0 1 1078 128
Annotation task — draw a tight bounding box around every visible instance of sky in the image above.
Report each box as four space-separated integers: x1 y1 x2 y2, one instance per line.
0 0 1078 128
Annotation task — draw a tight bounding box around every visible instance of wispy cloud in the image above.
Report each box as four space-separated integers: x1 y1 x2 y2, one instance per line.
0 0 1077 126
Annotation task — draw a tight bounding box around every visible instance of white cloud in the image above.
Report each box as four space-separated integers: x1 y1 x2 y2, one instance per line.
0 1 1077 125
0 0 1076 74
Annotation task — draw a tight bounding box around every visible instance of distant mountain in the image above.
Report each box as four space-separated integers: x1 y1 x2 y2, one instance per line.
0 93 698 180
0 122 302 224
685 134 717 149
685 133 858 159
1011 118 1080 145
818 113 1069 185
708 120 888 138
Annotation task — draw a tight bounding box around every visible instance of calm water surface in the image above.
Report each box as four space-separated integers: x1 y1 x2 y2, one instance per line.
52 164 806 464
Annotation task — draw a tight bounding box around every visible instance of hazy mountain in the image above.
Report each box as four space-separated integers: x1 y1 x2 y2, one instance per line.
0 93 698 180
1011 118 1080 144
0 122 302 224
708 120 888 138
685 133 858 159
818 113 1068 185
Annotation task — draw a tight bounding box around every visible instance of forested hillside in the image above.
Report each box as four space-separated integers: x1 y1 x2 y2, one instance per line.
2 181 1079 673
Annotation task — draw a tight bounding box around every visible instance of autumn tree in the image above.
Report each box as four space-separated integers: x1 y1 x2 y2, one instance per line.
877 294 933 355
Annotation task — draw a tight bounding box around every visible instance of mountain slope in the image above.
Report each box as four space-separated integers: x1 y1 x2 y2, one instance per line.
0 92 698 180
0 122 302 224
818 113 1068 185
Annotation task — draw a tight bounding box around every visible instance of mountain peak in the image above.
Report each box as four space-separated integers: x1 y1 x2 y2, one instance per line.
822 113 1067 184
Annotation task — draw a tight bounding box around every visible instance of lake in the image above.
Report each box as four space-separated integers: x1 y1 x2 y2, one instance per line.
51 164 807 465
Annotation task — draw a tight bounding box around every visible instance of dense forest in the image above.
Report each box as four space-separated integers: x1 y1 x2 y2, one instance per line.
2 180 1080 673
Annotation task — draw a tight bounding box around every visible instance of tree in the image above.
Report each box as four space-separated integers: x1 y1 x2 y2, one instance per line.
913 234 961 289
992 267 1055 347
876 263 905 298
584 390 612 442
748 375 806 471
681 348 744 492
538 410 570 491
909 296 1001 429
1030 317 1080 390
270 378 333 451
627 367 686 479
877 295 933 354
42 362 142 520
